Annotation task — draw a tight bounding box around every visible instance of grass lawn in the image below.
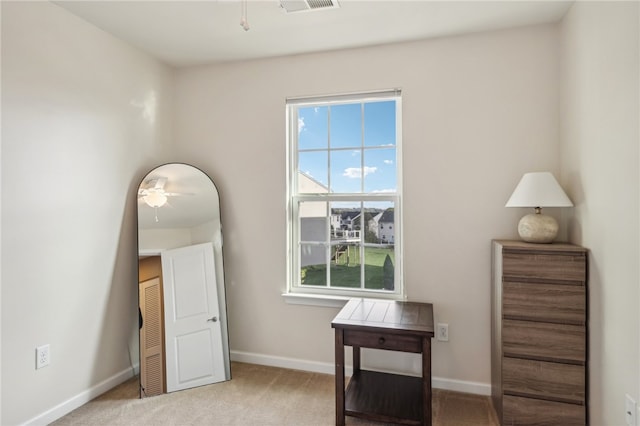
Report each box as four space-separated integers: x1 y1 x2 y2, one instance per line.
301 246 395 290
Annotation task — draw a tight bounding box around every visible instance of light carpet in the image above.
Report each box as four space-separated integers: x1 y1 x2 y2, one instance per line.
53 362 498 425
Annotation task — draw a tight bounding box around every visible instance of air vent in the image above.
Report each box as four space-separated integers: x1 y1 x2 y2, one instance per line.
280 0 340 13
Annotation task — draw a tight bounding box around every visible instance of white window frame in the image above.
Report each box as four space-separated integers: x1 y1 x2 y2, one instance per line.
285 89 404 304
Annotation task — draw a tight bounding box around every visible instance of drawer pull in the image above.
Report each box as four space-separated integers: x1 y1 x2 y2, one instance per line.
378 337 386 345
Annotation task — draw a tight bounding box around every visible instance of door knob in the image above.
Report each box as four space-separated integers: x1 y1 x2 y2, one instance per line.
207 316 218 322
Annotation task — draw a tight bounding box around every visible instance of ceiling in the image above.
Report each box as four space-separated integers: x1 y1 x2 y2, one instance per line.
54 1 574 68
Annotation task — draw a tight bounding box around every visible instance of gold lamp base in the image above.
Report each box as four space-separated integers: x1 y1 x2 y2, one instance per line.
517 208 558 244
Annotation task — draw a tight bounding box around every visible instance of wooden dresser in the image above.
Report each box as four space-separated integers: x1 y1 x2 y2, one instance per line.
491 240 588 425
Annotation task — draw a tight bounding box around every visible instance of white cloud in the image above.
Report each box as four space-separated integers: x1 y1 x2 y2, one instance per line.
372 188 396 193
343 166 377 178
298 117 305 133
383 160 393 165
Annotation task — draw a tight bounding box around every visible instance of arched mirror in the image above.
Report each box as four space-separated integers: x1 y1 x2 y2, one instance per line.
137 163 230 398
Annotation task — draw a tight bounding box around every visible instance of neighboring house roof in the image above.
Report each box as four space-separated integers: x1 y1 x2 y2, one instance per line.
379 208 394 223
341 211 360 221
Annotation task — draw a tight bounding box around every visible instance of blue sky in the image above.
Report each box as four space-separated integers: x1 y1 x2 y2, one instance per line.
297 100 397 194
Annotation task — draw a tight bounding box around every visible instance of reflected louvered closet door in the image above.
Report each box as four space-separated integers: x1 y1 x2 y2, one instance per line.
140 277 165 397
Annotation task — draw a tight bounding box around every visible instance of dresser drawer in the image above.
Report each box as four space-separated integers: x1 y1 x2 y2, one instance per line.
503 395 585 426
503 252 586 282
503 281 585 324
344 329 422 353
503 319 585 364
503 357 585 404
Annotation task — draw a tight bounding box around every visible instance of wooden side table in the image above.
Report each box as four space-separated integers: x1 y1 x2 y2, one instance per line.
332 298 435 426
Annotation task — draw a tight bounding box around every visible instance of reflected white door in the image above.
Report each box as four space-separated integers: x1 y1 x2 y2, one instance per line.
161 242 225 392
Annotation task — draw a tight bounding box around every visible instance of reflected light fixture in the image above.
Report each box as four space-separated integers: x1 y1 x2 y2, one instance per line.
240 0 249 31
143 191 167 208
505 172 573 244
142 191 167 223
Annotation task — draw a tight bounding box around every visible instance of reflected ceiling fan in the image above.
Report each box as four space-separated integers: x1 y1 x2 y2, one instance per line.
138 177 190 222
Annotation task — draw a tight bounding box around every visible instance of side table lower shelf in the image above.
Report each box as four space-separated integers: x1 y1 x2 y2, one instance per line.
346 370 423 425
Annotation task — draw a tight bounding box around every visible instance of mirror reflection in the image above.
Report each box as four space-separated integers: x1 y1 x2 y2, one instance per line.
137 163 230 398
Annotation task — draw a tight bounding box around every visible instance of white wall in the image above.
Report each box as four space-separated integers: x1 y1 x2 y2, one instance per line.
173 24 561 390
138 228 192 251
1 2 174 424
138 220 222 250
560 2 640 424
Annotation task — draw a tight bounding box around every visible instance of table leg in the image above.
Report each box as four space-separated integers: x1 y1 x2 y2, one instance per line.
335 328 345 426
352 346 360 373
422 337 432 426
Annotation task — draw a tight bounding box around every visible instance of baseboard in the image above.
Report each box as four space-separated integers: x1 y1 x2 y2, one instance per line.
432 376 491 396
231 350 346 376
23 364 138 426
230 350 490 396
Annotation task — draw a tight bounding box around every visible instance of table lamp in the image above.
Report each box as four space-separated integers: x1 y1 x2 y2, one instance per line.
505 172 573 243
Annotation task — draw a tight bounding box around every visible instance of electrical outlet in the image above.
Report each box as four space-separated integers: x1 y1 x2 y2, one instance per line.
437 323 449 342
626 394 637 426
36 344 50 369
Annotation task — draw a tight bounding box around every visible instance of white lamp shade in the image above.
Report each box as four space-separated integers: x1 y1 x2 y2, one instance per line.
505 172 573 208
143 191 168 208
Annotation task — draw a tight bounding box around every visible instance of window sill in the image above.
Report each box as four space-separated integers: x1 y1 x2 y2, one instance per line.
282 291 406 308
281 292 351 308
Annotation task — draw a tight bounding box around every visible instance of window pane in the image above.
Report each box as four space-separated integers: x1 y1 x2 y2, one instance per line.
330 149 362 193
364 147 396 193
363 245 395 290
329 243 361 289
298 106 328 150
299 201 328 286
330 201 360 238
300 244 327 286
299 201 328 242
363 201 395 290
364 100 396 147
330 104 362 148
298 151 328 191
328 202 361 289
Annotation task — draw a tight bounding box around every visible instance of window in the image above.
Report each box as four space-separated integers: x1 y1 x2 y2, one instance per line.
286 90 402 299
